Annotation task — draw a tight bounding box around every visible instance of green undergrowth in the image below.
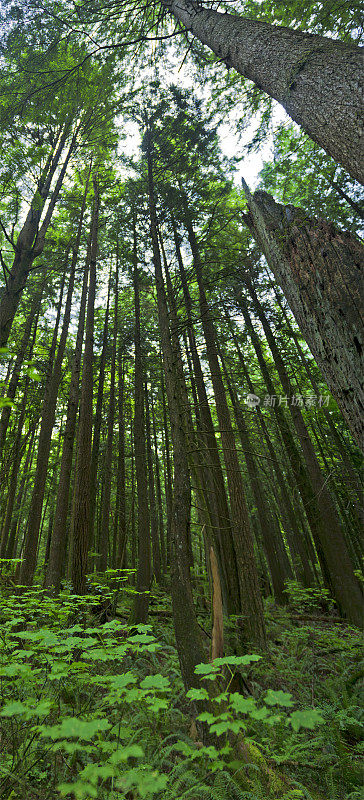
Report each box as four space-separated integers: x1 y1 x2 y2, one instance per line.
0 576 362 800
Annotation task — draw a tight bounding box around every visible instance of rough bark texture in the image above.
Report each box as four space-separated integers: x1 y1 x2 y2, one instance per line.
243 187 364 450
165 0 363 182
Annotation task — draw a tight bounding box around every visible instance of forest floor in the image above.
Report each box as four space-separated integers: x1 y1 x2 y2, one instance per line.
0 578 362 800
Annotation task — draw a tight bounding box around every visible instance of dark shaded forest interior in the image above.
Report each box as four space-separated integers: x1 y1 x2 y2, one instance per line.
0 1 363 798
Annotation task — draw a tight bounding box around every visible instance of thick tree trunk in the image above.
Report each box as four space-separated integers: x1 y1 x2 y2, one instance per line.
266 275 364 517
164 0 363 182
70 177 99 594
243 186 364 449
129 214 151 625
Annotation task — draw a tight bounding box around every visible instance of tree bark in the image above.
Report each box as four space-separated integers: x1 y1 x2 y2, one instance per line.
173 219 241 616
0 123 78 346
243 186 364 449
183 205 266 647
70 176 99 594
239 289 363 626
129 212 151 624
164 0 363 182
0 283 43 460
99 265 118 574
146 129 206 690
19 251 76 586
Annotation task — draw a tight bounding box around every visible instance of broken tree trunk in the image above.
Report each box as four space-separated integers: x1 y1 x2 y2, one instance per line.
242 184 364 451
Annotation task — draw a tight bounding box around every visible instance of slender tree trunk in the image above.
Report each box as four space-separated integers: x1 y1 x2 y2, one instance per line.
146 130 205 689
145 384 162 584
70 176 99 594
0 123 79 345
116 347 126 568
5 425 36 560
19 251 77 585
0 381 31 558
238 289 363 626
45 192 91 591
183 205 266 647
99 265 118 574
129 212 151 624
151 393 166 576
226 311 316 587
0 283 43 459
173 220 241 615
219 345 291 604
160 369 173 568
243 186 364 449
164 0 363 182
88 280 111 567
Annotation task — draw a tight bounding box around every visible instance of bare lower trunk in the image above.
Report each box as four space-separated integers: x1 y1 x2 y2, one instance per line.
165 0 363 182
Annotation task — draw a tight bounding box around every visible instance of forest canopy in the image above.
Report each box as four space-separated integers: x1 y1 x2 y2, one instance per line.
0 1 363 799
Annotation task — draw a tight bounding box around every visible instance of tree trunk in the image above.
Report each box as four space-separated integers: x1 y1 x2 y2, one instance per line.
45 258 90 590
146 129 206 690
164 0 363 182
116 346 126 569
0 282 43 460
88 281 110 569
99 265 118 574
219 344 291 604
239 289 363 626
243 186 364 449
70 176 99 594
145 384 162 584
19 250 77 586
151 392 166 576
173 220 241 616
183 205 266 647
129 212 151 625
0 123 78 346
